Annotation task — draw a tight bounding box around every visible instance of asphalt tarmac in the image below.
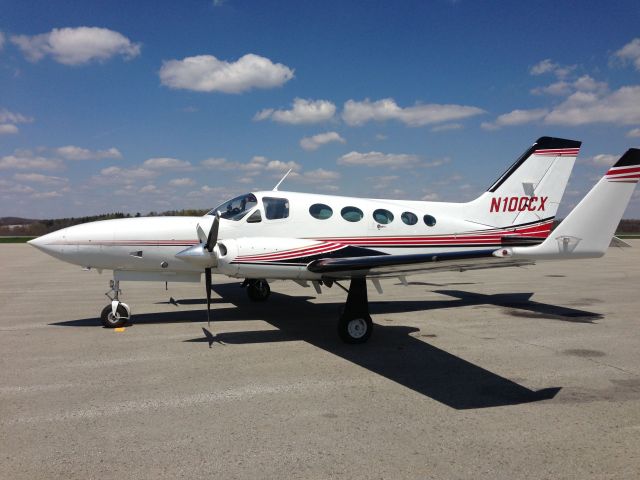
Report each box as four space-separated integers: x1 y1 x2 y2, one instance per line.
1 243 640 479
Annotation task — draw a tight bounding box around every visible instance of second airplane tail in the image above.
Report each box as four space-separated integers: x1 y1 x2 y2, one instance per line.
507 148 640 259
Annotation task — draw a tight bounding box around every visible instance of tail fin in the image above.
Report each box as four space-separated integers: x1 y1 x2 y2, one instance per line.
466 137 581 231
509 148 640 259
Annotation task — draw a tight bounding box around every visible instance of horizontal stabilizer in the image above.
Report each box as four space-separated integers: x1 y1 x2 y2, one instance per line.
509 148 640 259
610 236 632 248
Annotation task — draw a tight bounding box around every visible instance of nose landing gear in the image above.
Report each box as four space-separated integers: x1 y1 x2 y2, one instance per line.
100 279 131 328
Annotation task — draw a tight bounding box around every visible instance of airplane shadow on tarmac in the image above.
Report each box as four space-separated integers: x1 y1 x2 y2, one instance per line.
51 283 605 410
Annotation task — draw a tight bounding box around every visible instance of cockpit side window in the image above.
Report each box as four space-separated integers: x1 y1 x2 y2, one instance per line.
263 197 289 220
209 193 257 221
246 209 262 223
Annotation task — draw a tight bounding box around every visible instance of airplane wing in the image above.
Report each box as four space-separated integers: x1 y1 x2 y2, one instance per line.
307 249 534 279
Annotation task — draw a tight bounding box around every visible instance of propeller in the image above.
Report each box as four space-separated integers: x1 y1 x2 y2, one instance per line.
175 212 221 337
203 212 220 327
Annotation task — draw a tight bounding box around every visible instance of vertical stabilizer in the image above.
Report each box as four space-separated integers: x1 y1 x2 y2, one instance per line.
466 137 581 232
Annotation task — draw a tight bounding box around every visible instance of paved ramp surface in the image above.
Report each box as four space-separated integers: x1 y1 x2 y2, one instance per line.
1 243 640 479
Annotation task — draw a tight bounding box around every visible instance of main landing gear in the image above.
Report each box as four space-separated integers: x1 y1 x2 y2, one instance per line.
100 279 131 328
338 277 373 344
243 279 271 302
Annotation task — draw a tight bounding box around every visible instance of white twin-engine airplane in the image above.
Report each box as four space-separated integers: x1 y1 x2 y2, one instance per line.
29 137 640 343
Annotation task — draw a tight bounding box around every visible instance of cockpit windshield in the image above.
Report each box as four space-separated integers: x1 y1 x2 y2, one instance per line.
208 193 258 221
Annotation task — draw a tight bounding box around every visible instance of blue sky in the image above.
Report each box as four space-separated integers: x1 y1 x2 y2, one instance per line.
1 0 640 218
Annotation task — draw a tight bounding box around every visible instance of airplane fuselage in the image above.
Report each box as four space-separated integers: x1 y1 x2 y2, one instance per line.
31 190 554 281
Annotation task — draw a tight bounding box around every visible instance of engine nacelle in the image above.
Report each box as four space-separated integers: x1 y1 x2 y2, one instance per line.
216 237 324 280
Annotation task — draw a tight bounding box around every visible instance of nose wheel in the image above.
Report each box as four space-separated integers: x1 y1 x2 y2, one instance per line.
101 303 130 328
100 279 131 328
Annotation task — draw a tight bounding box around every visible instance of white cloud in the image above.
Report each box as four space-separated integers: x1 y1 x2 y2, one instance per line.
0 108 34 135
300 131 346 150
290 168 341 184
32 190 63 199
159 53 293 93
142 157 192 169
201 155 300 175
200 157 232 169
421 193 440 201
185 184 234 199
614 38 640 71
342 98 484 127
56 145 122 160
367 175 399 190
139 184 159 194
338 151 420 168
0 31 5 50
431 123 463 132
0 124 18 135
529 59 576 79
587 154 618 167
423 157 450 168
265 159 300 172
97 166 157 184
255 98 336 124
11 27 141 65
530 59 557 75
531 75 608 96
481 108 549 130
0 182 35 195
0 150 62 170
545 86 640 126
627 128 640 138
13 173 68 185
168 177 196 187
0 108 33 124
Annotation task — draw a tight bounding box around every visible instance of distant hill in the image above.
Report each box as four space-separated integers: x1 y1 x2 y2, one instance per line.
0 217 39 226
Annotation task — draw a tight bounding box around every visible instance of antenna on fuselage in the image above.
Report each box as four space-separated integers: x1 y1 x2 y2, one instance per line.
272 169 292 191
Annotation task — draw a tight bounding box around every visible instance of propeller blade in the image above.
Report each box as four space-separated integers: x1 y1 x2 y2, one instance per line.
205 212 220 252
196 223 208 244
205 267 212 327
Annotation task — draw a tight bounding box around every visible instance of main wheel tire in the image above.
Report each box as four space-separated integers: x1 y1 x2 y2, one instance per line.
247 279 270 302
100 304 128 328
338 314 373 344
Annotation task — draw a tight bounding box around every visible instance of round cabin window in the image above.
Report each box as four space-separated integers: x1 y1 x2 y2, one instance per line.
423 214 437 227
373 209 394 225
309 203 333 220
401 212 418 225
341 206 364 222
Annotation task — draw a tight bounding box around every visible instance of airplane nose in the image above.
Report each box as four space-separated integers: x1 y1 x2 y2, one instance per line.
28 230 66 257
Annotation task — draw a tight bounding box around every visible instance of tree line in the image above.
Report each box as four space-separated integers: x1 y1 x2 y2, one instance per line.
0 209 210 236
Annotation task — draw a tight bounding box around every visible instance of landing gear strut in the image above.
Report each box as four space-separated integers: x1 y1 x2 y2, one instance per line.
338 277 373 344
245 279 271 302
100 279 131 328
